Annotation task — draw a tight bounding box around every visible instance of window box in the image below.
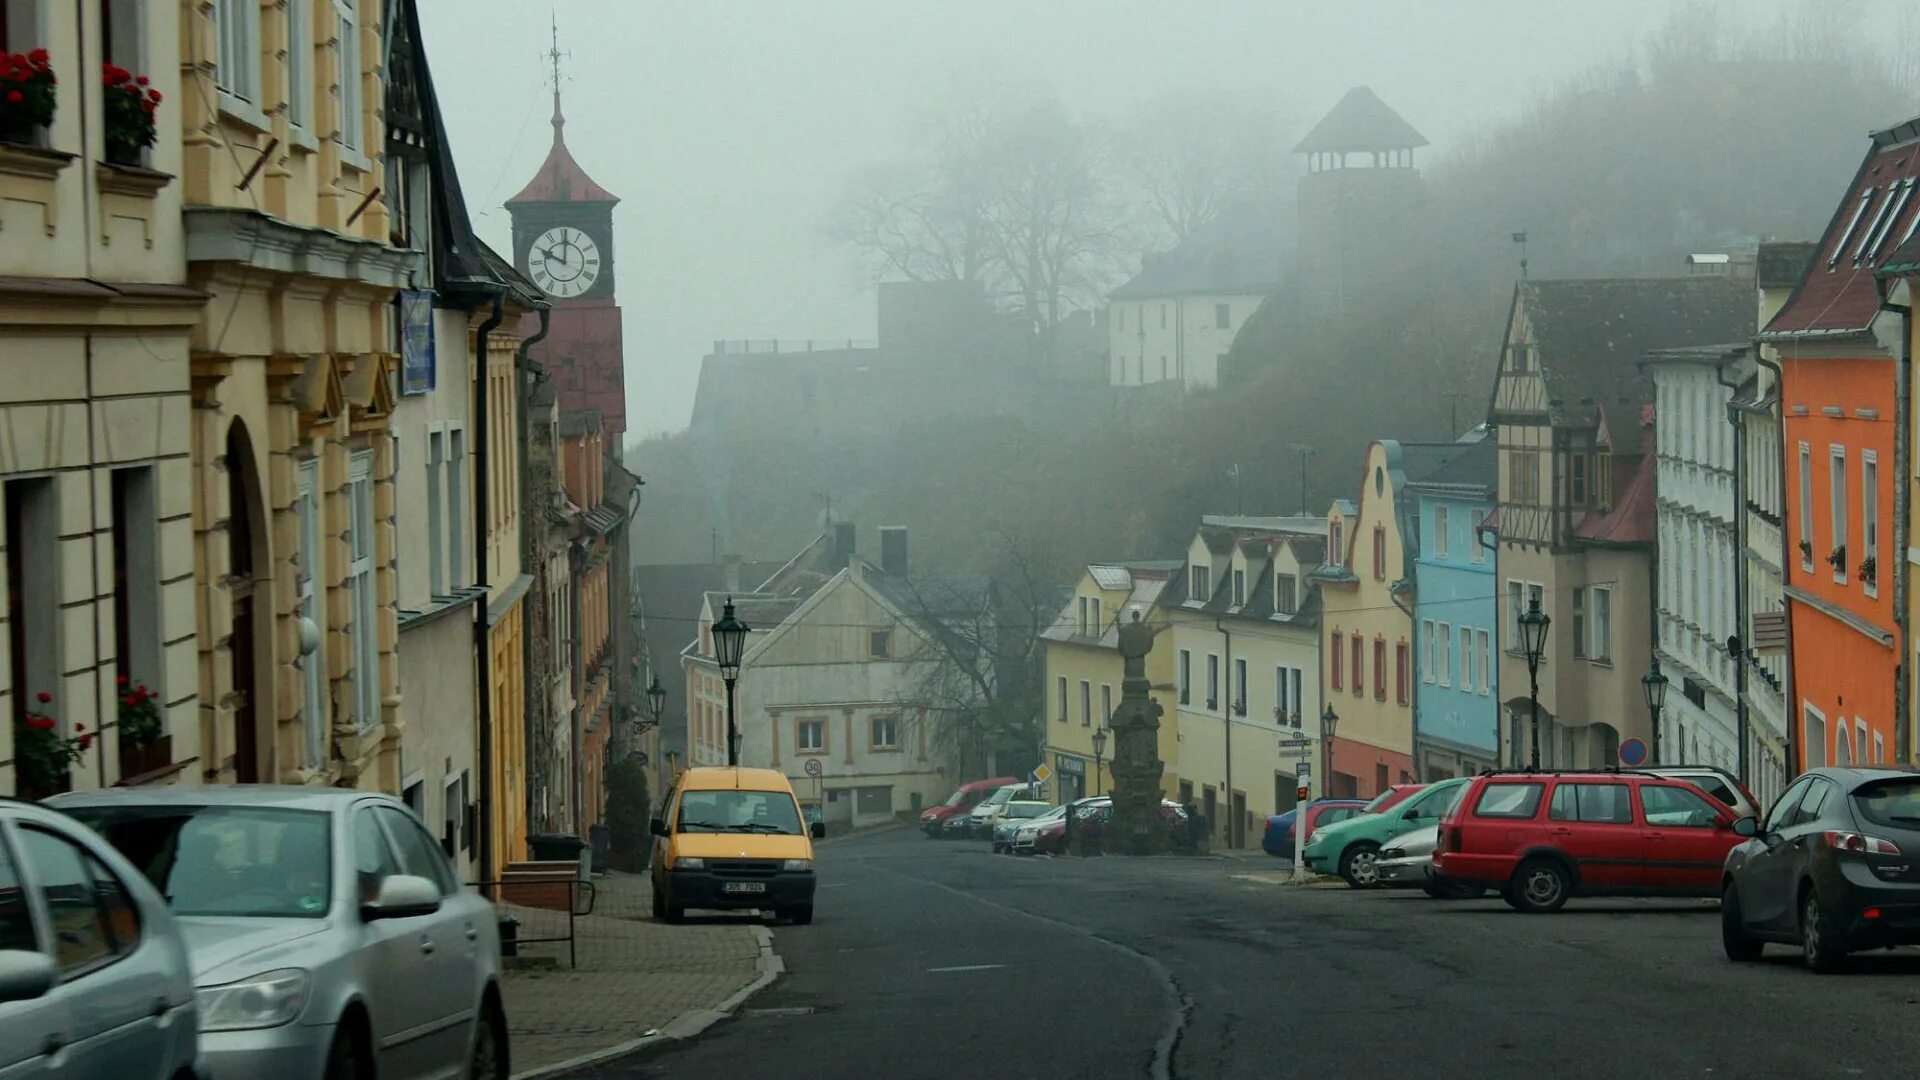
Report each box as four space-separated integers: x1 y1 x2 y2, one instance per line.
118 734 174 782
95 159 170 197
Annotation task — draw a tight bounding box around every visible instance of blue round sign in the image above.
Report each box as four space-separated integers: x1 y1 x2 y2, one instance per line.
1619 737 1648 767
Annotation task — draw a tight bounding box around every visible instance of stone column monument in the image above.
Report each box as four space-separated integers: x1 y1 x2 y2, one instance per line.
1107 611 1168 855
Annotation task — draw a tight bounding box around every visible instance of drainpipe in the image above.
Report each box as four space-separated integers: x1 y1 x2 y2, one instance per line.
513 308 551 833
1754 345 1795 775
472 292 504 881
1882 284 1913 765
1717 358 1750 786
1390 577 1418 775
1214 614 1233 848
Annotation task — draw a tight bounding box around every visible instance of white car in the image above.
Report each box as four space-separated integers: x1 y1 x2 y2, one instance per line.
967 784 1028 838
1376 823 1483 899
1010 805 1068 854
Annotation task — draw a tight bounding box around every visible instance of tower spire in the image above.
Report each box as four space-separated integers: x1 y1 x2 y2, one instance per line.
546 11 569 140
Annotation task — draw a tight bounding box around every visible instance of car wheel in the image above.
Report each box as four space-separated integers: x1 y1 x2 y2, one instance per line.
790 905 814 926
1338 842 1382 889
1800 889 1845 973
1508 858 1570 913
469 996 509 1080
324 1025 365 1080
1721 881 1763 962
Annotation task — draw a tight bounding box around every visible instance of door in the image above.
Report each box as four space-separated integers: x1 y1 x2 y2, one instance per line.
352 806 443 1080
1545 782 1642 889
377 806 474 1076
0 821 63 1080
1637 784 1737 893
1744 777 1833 934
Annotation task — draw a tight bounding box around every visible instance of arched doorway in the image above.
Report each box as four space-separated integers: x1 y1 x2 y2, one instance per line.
225 421 270 783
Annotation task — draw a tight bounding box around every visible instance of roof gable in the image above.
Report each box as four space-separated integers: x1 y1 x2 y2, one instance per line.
1292 87 1429 154
1111 200 1288 299
507 93 620 206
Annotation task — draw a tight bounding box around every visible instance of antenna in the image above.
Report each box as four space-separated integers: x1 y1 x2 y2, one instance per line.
1512 230 1529 280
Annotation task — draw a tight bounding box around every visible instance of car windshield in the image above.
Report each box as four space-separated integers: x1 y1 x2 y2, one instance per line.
1852 777 1920 828
1004 803 1050 819
1360 788 1407 813
64 804 333 918
943 788 976 808
678 790 805 835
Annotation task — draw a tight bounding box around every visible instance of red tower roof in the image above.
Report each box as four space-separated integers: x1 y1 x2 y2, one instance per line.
507 91 619 206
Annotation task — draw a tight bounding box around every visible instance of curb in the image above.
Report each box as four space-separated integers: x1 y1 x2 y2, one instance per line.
816 821 909 846
508 925 784 1080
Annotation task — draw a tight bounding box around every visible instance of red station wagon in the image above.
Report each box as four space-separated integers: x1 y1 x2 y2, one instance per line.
1433 770 1748 912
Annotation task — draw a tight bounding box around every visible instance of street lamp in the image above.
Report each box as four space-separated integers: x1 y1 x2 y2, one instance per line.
1519 596 1551 769
1320 704 1340 798
1642 661 1669 766
712 599 751 766
647 673 667 727
1091 726 1109 797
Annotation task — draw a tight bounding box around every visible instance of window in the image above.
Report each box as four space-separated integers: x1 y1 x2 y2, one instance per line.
1571 587 1586 658
426 432 445 596
350 807 401 904
1507 450 1539 503
870 715 899 750
1835 723 1853 766
0 832 33 952
287 0 312 130
347 452 379 732
1329 521 1344 567
1215 303 1231 329
1508 343 1532 372
1436 623 1451 687
1474 627 1489 694
1233 659 1247 715
1432 505 1450 558
1089 597 1101 636
1374 639 1388 701
1178 650 1191 704
334 0 362 153
1874 731 1886 765
798 718 826 753
1591 586 1613 662
441 772 466 857
1863 451 1880 595
1079 680 1091 726
1469 509 1486 561
1329 635 1342 691
1640 785 1721 828
1372 527 1387 580
868 629 892 659
5 478 57 735
1232 569 1245 607
1191 564 1210 600
447 430 466 587
1526 583 1545 645
1549 783 1633 824
295 461 325 765
1394 642 1409 705
1420 621 1435 683
1274 573 1297 616
1474 782 1544 819
1569 454 1588 504
1797 442 1814 569
110 468 162 701
1506 580 1523 649
1206 654 1220 709
1275 666 1299 723
1100 684 1112 725
1828 444 1849 580
1831 189 1876 268
17 830 138 975
1057 676 1069 721
377 806 456 896
1765 777 1814 833
1351 636 1364 698
215 0 261 104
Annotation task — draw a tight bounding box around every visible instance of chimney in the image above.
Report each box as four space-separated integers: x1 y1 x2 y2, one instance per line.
879 526 908 576
833 522 857 568
721 553 742 594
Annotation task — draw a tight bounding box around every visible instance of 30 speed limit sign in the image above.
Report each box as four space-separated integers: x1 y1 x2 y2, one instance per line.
804 758 823 778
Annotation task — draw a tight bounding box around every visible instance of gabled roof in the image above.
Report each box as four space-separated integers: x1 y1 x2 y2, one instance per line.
1292 87 1429 154
1405 434 1497 497
1574 448 1656 546
507 92 620 206
1202 514 1324 534
1765 117 1920 339
1110 200 1288 300
1515 276 1755 448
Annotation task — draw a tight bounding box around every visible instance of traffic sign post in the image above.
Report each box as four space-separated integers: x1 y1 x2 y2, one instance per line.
803 758 823 778
804 757 823 817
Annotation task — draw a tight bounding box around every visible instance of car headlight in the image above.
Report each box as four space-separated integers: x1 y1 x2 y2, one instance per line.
781 858 812 871
1381 848 1403 860
196 969 310 1032
676 857 706 869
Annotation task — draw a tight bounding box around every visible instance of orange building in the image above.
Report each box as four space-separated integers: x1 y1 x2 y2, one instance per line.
1764 118 1920 772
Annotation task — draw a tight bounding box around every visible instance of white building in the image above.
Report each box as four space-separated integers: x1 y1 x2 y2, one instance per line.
1107 202 1284 391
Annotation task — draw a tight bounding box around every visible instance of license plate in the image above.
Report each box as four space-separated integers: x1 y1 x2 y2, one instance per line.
721 882 766 895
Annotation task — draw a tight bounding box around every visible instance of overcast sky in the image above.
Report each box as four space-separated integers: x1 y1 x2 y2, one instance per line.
417 0 1816 439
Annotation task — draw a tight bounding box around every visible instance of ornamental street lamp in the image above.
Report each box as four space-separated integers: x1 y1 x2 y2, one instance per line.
1519 597 1551 769
1320 704 1340 798
712 599 751 766
1091 725 1109 797
1642 661 1670 766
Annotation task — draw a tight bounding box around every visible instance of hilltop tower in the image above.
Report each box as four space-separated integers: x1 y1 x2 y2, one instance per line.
1293 87 1428 321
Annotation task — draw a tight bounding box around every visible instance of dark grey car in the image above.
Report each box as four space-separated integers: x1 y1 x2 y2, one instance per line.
1721 767 1920 971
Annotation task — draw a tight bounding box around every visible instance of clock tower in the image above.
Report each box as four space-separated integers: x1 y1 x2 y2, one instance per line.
506 41 626 434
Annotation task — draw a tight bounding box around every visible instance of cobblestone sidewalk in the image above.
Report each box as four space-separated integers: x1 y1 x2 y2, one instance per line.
502 871 771 1078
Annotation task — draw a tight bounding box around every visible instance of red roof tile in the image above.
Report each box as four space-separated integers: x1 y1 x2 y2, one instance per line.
1574 451 1655 546
507 93 619 206
1765 118 1920 339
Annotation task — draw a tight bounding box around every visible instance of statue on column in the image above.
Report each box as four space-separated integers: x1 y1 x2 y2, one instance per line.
1106 610 1168 855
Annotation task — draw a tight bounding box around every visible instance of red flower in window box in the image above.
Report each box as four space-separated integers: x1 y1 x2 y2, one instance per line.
14 693 83 798
101 62 158 165
0 49 56 140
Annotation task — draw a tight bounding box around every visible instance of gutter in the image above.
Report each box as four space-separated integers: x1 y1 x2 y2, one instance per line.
1213 614 1233 847
514 307 552 830
1753 345 1797 774
1880 282 1913 765
472 291 505 881
1715 357 1751 786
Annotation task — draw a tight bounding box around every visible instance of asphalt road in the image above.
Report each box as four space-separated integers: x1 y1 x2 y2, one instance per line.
594 828 1920 1080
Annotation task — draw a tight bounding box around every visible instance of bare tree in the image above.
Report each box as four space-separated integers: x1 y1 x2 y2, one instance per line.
1115 91 1292 247
828 159 995 285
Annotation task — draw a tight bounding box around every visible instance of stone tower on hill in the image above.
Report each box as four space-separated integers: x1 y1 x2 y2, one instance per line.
1293 87 1429 322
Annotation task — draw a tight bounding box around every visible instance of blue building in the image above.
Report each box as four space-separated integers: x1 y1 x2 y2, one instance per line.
1405 429 1500 779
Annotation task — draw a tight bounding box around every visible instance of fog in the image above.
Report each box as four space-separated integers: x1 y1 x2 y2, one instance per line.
418 0 1888 439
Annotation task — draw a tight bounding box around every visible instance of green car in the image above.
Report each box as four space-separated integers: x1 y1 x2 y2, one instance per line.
1302 776 1471 889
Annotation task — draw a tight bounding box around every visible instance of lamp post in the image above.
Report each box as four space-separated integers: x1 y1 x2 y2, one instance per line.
1519 597 1551 769
1091 726 1108 797
1642 661 1670 766
1320 704 1340 799
712 599 750 766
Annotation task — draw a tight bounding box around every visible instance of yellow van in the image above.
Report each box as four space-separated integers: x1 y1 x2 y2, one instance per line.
649 766 824 925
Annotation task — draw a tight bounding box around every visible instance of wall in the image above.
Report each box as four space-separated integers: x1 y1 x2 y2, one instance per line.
1320 444 1415 794
1412 491 1498 777
394 612 478 875
1107 293 1267 390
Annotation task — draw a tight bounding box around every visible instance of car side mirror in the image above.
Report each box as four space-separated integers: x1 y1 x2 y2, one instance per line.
0 951 56 1004
1731 816 1758 837
362 874 442 921
810 821 826 840
649 817 668 838
1404 808 1421 820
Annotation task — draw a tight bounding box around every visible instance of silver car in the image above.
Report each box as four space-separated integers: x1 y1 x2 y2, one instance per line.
1376 824 1484 899
0 797 203 1080
54 786 506 1080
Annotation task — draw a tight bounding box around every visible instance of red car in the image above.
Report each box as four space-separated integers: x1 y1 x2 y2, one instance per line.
1433 769 1747 913
921 776 1020 837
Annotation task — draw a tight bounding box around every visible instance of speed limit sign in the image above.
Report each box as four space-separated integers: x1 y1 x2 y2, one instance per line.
804 758 823 778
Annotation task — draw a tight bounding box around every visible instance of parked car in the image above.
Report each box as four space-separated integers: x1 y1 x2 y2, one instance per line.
1074 799 1189 850
1261 799 1368 857
941 811 982 840
967 784 1031 838
1374 824 1485 898
1433 769 1745 913
53 785 509 1079
648 766 824 925
991 801 1053 853
1721 767 1920 971
920 776 1020 838
1303 779 1467 889
0 797 203 1080
1650 765 1762 821
1010 805 1069 855
1030 797 1112 855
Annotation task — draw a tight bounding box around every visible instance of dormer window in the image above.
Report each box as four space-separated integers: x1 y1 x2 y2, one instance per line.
1275 573 1298 616
1232 569 1245 607
1508 343 1533 372
1329 521 1344 568
1191 564 1211 600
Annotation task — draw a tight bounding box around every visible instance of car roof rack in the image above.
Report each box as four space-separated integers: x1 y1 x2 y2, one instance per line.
1473 766 1664 779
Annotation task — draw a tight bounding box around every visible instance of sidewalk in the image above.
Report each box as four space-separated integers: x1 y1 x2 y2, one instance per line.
502 871 777 1079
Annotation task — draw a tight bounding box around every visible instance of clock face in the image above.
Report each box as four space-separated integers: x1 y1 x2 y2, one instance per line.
528 226 602 299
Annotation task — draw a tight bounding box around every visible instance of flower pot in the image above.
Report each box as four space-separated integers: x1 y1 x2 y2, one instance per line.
0 116 35 146
104 141 143 167
15 770 70 801
118 734 173 781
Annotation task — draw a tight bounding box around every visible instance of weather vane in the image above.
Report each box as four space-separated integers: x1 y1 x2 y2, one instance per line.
545 11 570 96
